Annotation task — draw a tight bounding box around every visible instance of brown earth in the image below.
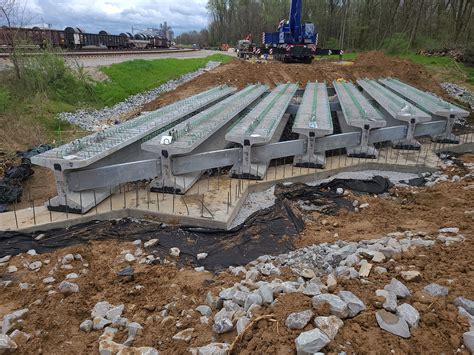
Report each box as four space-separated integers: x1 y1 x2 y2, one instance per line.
1 155 473 354
143 51 448 112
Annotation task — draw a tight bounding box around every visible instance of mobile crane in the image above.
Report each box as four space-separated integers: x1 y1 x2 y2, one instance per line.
263 0 337 63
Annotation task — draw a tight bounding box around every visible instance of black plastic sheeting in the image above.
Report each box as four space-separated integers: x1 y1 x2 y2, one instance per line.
0 176 393 271
274 182 354 215
16 144 53 160
0 200 303 272
317 175 393 194
402 177 427 187
0 145 52 212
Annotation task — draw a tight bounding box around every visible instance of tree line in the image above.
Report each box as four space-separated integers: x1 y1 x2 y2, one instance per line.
176 0 474 52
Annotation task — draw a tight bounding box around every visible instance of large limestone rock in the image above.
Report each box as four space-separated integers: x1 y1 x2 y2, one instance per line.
285 310 313 330
295 328 330 355
375 310 410 338
312 294 349 319
314 316 344 340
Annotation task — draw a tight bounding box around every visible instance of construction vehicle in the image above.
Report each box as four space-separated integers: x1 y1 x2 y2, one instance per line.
263 0 338 63
220 43 230 52
235 34 257 59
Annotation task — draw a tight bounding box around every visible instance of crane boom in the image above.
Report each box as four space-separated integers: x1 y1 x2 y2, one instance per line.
289 0 302 42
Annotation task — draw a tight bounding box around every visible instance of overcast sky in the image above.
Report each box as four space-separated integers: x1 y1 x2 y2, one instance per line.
22 0 209 35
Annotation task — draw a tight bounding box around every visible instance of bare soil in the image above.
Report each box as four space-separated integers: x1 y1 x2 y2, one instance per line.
143 51 448 112
1 155 473 354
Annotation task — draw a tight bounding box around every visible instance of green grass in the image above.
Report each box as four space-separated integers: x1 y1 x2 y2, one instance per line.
0 53 234 151
399 53 474 85
95 54 234 106
341 52 358 60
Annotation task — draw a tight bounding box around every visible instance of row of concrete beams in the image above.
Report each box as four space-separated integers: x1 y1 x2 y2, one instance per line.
357 79 431 150
225 83 298 179
31 78 467 214
292 82 333 168
31 85 236 213
379 77 470 143
141 84 269 193
333 80 386 158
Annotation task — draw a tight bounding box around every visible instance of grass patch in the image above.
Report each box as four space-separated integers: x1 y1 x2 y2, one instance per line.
95 54 234 106
341 52 358 60
400 53 474 87
0 53 233 151
0 87 10 113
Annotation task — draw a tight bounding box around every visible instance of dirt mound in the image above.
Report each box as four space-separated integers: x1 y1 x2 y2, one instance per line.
351 51 445 95
143 51 446 112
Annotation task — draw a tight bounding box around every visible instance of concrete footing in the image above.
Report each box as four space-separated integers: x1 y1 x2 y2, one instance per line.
2 137 472 233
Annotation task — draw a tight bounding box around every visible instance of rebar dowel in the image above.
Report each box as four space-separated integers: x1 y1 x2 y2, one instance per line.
79 191 83 213
13 203 18 229
182 196 189 215
135 186 139 208
110 187 113 210
48 198 52 222
94 190 98 214
31 200 36 225
65 194 69 220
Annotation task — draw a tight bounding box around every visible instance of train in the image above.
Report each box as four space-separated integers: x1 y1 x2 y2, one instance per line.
0 26 171 51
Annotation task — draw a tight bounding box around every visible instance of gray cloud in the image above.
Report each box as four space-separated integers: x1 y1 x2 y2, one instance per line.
22 0 208 35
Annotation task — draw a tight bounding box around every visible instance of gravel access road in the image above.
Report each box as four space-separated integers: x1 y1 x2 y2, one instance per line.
0 50 236 71
70 49 236 67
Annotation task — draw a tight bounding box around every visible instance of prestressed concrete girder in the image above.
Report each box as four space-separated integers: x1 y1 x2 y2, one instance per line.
67 159 162 191
169 120 447 176
292 82 334 168
379 77 469 143
225 83 298 179
142 84 268 192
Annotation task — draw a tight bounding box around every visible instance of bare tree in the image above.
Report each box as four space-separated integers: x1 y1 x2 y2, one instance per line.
203 0 474 51
0 0 30 79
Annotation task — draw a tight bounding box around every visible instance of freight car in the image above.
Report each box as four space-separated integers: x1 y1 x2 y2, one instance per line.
64 27 127 49
119 32 169 49
0 26 65 49
0 26 170 51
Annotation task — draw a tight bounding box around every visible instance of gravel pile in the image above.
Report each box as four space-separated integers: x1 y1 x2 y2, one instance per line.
441 82 474 111
57 61 222 131
211 227 468 350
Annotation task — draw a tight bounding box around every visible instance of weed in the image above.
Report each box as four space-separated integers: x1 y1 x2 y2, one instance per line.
0 87 10 113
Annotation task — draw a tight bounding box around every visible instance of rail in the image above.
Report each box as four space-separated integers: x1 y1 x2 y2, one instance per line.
0 48 196 58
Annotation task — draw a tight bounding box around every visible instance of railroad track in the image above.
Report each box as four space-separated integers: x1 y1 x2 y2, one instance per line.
0 48 197 59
